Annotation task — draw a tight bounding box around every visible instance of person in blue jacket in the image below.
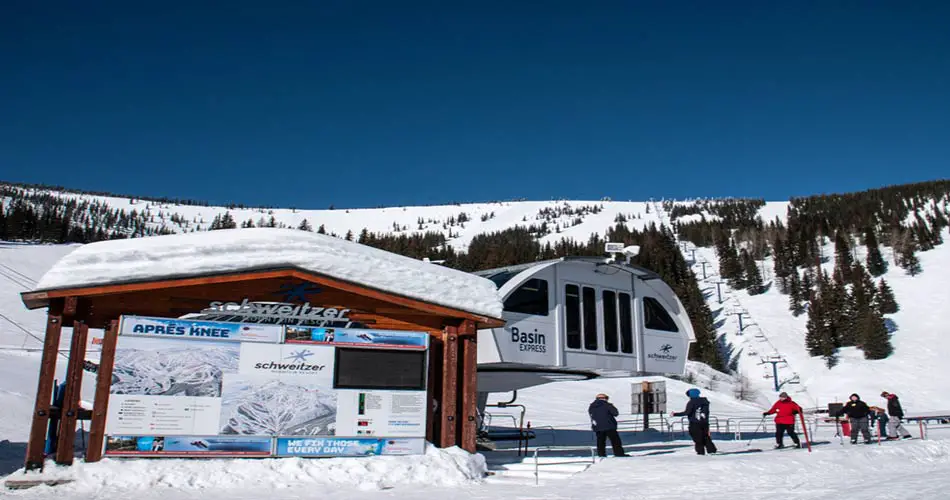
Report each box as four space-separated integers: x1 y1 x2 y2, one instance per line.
589 393 627 457
671 388 718 455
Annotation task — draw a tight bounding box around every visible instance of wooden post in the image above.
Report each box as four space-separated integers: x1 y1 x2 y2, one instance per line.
458 320 478 453
86 320 119 462
440 326 459 448
426 337 444 446
55 321 89 465
24 300 65 471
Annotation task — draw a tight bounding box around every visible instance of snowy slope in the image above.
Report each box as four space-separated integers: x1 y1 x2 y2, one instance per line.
4 233 950 498
686 227 950 413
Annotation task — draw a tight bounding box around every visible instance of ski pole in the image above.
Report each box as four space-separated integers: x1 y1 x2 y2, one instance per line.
746 416 767 447
798 412 812 453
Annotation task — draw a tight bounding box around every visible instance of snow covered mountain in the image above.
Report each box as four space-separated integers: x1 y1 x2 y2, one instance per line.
2 185 950 498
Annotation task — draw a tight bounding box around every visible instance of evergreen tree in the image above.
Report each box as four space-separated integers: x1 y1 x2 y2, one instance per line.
317 224 326 234
864 227 888 276
740 249 765 295
821 275 848 347
860 305 893 360
898 234 922 276
805 295 824 355
800 268 814 302
805 291 839 368
297 219 313 231
209 212 237 230
788 271 806 316
876 279 899 314
834 230 854 282
842 263 875 348
345 230 354 241
719 240 744 288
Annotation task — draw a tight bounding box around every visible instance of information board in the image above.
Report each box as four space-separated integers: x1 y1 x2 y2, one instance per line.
104 317 430 458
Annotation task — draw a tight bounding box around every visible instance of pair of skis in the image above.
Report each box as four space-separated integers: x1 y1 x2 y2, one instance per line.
730 412 815 455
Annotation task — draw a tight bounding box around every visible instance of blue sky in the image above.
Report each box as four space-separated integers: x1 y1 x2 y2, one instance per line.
2 1 948 208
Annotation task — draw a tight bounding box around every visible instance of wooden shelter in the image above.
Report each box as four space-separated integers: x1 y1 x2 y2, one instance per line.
19 230 503 471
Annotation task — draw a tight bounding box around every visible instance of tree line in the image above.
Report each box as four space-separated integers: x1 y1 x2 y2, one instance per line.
672 180 950 364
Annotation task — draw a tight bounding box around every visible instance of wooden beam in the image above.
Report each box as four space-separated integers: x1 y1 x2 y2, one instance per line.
63 296 78 316
440 327 459 448
55 321 89 465
426 338 443 446
85 320 119 462
458 320 478 453
24 301 64 471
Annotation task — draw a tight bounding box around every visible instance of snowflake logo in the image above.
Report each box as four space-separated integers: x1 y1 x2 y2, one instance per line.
278 283 322 302
286 349 314 362
660 344 673 353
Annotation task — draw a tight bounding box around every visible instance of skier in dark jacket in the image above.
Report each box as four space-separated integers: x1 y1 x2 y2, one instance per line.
834 393 873 444
880 391 913 440
589 393 627 457
671 388 717 455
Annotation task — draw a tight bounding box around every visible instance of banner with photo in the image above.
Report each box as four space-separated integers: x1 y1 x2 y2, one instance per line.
105 435 272 457
284 326 429 349
275 437 425 457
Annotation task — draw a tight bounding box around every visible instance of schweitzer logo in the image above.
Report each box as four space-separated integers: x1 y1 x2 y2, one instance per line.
648 344 678 362
253 349 326 372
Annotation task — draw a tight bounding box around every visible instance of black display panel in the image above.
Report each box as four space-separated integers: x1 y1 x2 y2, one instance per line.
334 348 427 390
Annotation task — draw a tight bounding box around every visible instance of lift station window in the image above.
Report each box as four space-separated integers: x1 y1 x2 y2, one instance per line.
565 284 581 349
602 290 619 352
503 279 549 316
618 292 634 353
334 348 427 390
643 297 679 333
582 286 598 351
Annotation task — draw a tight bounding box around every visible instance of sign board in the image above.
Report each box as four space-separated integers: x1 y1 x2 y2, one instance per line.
104 316 429 458
630 381 667 414
119 316 283 343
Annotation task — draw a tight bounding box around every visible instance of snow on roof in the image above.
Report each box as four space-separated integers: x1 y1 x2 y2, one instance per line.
33 228 502 319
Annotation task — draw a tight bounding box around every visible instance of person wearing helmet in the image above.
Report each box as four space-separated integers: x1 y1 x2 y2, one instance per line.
833 393 873 444
671 388 717 455
763 392 802 449
588 393 627 457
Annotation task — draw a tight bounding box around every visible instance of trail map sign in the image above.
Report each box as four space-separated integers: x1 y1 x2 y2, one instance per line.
103 316 429 458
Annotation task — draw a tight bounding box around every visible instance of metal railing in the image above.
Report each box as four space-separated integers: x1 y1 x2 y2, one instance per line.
532 446 597 486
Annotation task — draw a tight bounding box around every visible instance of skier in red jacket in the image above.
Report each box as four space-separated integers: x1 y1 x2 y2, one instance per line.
763 392 802 449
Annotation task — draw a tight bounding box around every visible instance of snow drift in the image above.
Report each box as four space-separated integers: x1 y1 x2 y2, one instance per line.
2 445 486 494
